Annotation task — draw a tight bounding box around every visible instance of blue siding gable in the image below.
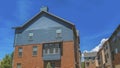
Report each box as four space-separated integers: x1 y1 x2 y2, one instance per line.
15 13 74 46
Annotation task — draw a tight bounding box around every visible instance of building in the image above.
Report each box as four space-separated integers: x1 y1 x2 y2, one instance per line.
108 25 120 68
84 52 98 68
97 40 112 68
13 7 81 68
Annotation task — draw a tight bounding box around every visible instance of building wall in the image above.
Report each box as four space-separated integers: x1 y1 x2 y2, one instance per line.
97 41 113 68
113 53 120 66
13 44 44 68
61 41 76 68
101 50 105 65
84 52 97 68
95 58 99 68
108 25 120 68
15 14 74 46
104 42 113 68
13 41 76 68
85 60 96 68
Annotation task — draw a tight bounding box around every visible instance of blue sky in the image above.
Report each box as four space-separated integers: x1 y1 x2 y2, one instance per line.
0 0 120 59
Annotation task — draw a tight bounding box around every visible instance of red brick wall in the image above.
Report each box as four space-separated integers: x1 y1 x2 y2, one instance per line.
61 41 76 68
85 61 96 68
13 41 77 68
113 53 120 65
13 44 44 68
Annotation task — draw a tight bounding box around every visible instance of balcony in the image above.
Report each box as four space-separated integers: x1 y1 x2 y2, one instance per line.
42 48 61 60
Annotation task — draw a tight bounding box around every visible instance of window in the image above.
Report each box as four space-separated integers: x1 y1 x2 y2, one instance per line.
84 57 89 61
105 54 107 63
107 53 109 58
49 48 54 54
55 48 59 54
56 29 62 38
28 33 33 40
18 47 22 57
106 45 108 50
91 57 95 60
45 48 49 54
43 43 61 55
115 48 118 54
17 63 21 68
32 46 37 56
111 51 114 60
86 62 89 67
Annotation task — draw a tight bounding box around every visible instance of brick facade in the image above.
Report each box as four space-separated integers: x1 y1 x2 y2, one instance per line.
113 53 120 68
13 41 78 68
85 61 96 68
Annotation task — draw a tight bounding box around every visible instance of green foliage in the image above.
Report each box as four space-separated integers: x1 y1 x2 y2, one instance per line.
81 62 85 68
0 52 13 68
46 62 52 68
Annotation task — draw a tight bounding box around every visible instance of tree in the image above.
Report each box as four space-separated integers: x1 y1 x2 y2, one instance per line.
0 53 13 68
81 62 85 68
46 62 52 68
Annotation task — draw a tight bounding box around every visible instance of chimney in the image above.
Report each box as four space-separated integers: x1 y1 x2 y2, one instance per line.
40 6 49 12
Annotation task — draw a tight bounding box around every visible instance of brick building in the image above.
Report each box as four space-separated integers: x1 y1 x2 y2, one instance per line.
13 7 81 68
84 52 98 68
97 25 120 68
97 40 112 68
108 25 120 68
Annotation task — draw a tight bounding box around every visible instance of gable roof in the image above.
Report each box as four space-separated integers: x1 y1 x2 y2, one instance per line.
12 11 78 37
12 11 75 29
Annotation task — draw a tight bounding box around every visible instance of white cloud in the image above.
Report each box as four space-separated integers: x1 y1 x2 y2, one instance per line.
82 38 108 62
91 38 108 52
81 53 84 62
83 38 108 53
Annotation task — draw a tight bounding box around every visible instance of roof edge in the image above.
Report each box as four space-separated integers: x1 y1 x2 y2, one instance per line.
12 11 75 29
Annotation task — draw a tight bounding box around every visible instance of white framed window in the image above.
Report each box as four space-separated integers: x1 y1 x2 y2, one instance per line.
18 47 22 57
32 46 37 56
56 29 62 38
49 48 54 54
29 33 33 36
28 33 33 40
53 48 59 54
43 43 60 55
17 63 21 68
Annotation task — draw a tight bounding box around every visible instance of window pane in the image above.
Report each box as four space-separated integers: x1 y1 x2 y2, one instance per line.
45 48 48 54
33 46 37 51
18 48 22 52
56 29 62 33
17 63 21 68
33 51 37 56
29 33 33 36
33 46 37 56
55 48 59 53
19 52 22 57
49 48 54 54
56 29 62 38
28 33 33 40
18 48 22 57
